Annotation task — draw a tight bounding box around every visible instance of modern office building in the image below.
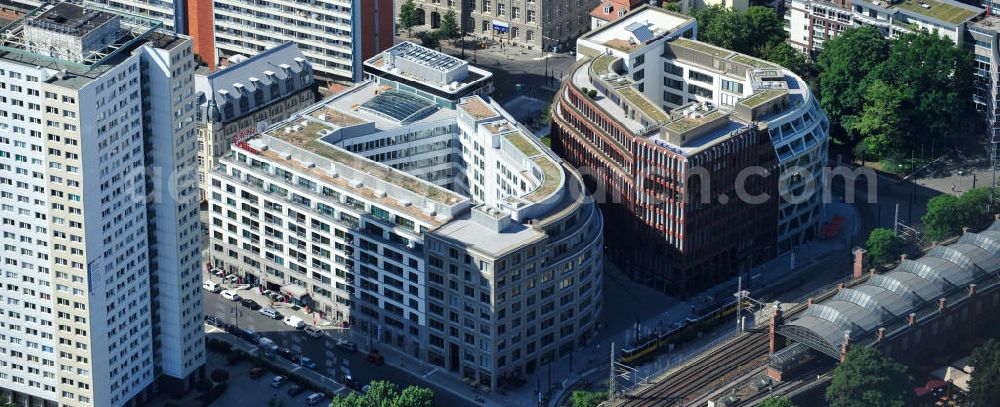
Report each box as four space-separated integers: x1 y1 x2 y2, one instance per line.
966 15 1000 144
403 0 600 51
206 42 603 390
0 2 204 406
554 6 829 293
194 42 315 201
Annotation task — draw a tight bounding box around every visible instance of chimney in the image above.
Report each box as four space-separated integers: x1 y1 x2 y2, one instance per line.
900 253 908 262
931 241 938 249
907 312 917 326
877 327 886 343
839 330 851 363
806 298 814 307
869 268 876 277
962 226 970 235
853 247 867 279
837 283 845 292
969 283 977 297
769 301 785 354
938 298 947 312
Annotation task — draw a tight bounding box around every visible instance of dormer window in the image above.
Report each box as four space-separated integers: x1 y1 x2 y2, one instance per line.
619 9 627 17
604 4 612 13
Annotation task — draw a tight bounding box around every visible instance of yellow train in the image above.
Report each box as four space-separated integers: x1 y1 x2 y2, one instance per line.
619 298 751 365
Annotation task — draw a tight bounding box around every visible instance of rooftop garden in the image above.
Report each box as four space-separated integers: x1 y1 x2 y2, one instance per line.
738 89 788 109
506 132 541 157
730 54 777 69
313 107 366 127
618 87 669 123
894 0 979 25
271 121 460 203
459 98 498 120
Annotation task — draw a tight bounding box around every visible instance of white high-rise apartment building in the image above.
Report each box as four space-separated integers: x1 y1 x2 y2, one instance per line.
0 3 204 406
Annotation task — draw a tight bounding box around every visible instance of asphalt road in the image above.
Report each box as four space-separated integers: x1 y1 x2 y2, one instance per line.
203 292 470 406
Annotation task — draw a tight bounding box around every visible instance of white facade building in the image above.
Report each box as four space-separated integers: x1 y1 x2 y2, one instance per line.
0 3 203 406
207 43 603 390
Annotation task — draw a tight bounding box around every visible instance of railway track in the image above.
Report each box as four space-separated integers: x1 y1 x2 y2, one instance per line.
616 332 770 406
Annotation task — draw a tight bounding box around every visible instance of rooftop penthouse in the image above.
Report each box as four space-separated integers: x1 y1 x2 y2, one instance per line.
0 2 167 72
578 5 697 54
363 41 493 106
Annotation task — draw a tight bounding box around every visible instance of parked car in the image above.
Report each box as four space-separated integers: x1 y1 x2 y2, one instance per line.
270 375 287 388
306 393 325 405
276 347 295 361
304 326 323 338
202 281 221 293
238 328 259 344
225 275 240 283
220 290 240 301
367 349 384 365
259 307 281 319
268 292 283 302
204 315 222 326
258 337 279 353
361 384 371 394
299 356 316 369
336 340 357 353
283 315 305 329
212 268 225 278
249 367 266 379
287 385 306 397
341 374 358 389
239 298 261 310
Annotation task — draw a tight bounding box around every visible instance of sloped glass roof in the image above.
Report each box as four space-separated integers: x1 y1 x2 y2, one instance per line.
360 90 437 123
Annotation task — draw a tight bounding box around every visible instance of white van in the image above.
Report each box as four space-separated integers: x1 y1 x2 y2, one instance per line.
259 307 281 319
220 290 240 301
283 315 305 329
306 393 325 405
202 281 221 293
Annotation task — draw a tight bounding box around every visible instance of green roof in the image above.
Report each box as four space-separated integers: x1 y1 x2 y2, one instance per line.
618 87 669 123
738 89 788 109
730 54 777 69
663 110 726 134
893 0 980 25
524 157 562 202
591 54 617 77
671 38 733 59
506 132 541 157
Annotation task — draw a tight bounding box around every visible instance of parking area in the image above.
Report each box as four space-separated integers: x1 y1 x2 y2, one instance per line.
202 278 471 406
205 349 334 406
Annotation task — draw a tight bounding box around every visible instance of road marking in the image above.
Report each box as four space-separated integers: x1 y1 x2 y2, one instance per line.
421 367 440 378
291 365 302 372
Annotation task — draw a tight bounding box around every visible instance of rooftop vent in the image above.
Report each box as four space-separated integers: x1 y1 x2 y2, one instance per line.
349 180 363 188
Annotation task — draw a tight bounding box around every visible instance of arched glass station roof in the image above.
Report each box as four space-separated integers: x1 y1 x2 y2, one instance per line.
779 221 1000 358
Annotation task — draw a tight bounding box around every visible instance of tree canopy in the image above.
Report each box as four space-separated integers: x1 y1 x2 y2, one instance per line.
969 339 1000 406
922 187 994 241
826 347 913 407
865 227 902 265
689 6 786 56
758 397 796 407
329 381 435 407
571 390 608 407
817 27 974 159
398 0 419 34
439 9 460 40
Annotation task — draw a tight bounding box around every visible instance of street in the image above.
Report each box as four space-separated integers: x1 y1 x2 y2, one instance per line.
203 291 470 406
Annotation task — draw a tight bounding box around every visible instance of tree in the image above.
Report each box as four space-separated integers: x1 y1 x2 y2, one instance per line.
663 1 682 12
758 42 814 82
210 368 230 383
0 397 17 407
958 187 993 227
969 339 1000 406
690 6 785 56
571 390 608 407
815 27 890 141
922 194 966 241
419 30 441 49
439 9 459 40
854 80 904 160
398 0 419 34
329 381 435 407
826 347 913 407
758 397 796 407
865 227 902 265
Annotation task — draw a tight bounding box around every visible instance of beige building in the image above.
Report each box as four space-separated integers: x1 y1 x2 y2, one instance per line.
0 3 204 407
401 0 600 51
194 42 315 201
